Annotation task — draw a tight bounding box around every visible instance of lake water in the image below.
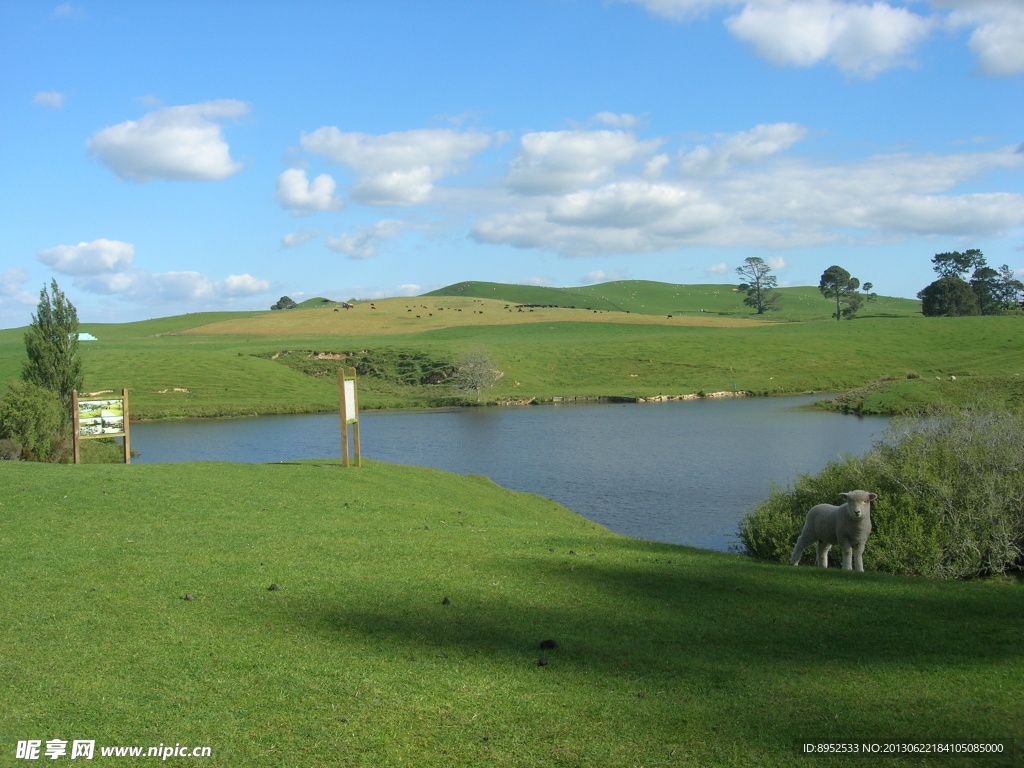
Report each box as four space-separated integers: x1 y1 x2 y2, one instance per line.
130 396 889 552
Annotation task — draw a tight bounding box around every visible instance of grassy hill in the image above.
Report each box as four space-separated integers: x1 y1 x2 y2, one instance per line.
426 280 922 321
2 460 1021 767
0 281 1018 419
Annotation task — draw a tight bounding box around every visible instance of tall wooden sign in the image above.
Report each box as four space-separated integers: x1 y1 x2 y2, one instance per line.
73 389 130 464
338 367 361 467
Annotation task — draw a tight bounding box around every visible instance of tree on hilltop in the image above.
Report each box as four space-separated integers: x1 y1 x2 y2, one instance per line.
819 265 863 320
271 296 297 310
735 257 781 314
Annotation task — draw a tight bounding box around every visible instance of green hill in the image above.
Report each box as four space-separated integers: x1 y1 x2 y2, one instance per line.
426 280 921 321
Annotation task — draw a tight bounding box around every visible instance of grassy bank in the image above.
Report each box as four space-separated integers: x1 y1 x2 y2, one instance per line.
1 460 1021 767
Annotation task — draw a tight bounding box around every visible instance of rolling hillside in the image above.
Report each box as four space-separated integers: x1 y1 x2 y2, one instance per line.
426 280 922 321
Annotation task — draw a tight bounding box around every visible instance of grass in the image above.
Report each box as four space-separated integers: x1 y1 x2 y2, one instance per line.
0 281 1020 419
2 460 1021 767
425 280 923 321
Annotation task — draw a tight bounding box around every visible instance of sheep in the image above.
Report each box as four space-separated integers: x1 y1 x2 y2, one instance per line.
789 490 878 571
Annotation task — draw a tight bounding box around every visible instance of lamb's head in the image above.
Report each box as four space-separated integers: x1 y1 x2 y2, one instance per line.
839 490 877 520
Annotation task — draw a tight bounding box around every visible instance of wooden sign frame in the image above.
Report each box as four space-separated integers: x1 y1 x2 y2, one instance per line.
72 388 130 464
338 367 361 467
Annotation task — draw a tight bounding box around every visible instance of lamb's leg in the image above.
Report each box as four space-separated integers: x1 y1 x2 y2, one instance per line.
790 530 813 565
815 541 831 568
841 544 853 570
851 545 864 572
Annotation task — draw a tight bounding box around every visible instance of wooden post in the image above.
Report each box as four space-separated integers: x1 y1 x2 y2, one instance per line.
338 367 361 467
72 390 81 465
351 368 361 468
122 388 131 464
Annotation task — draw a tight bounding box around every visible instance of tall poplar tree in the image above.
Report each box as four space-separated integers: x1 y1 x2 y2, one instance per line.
22 279 83 419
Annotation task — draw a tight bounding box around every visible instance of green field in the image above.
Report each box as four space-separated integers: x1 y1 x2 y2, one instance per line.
0 280 1019 419
426 280 923 321
2 460 1021 767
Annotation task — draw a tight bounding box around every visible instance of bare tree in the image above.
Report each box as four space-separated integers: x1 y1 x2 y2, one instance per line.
451 347 501 402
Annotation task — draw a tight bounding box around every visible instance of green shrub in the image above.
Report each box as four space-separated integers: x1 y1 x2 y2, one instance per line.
739 409 1024 578
0 380 68 462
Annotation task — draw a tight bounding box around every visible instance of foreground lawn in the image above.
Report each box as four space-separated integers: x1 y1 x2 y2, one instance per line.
2 461 1021 766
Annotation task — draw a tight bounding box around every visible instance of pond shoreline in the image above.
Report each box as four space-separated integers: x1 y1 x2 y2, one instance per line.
129 388 838 423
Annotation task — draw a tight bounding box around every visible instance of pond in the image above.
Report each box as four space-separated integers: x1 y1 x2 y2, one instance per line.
130 395 890 552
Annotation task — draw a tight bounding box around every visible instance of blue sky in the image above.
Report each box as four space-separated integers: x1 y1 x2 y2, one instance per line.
2 0 1022 327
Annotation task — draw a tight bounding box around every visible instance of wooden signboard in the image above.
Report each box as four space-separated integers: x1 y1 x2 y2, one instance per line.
337 368 361 467
73 388 130 464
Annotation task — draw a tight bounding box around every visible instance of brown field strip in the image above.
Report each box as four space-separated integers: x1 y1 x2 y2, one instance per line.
177 296 770 337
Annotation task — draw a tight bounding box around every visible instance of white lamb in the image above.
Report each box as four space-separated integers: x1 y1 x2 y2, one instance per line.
789 490 878 572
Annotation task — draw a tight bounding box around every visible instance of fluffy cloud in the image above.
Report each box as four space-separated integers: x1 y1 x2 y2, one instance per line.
34 91 65 108
77 270 269 302
281 229 323 248
0 267 34 307
941 0 1024 76
300 127 492 206
725 1 932 77
325 220 412 260
680 123 808 175
625 0 1024 77
37 239 135 275
705 262 730 274
87 100 249 182
584 270 630 283
473 126 1024 257
506 130 663 195
37 238 268 305
276 168 343 215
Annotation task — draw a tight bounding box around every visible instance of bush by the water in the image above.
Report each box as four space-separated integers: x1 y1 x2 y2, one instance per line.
0 380 68 462
739 409 1024 579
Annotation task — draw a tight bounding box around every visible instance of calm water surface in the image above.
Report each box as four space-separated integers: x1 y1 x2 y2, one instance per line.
131 396 889 552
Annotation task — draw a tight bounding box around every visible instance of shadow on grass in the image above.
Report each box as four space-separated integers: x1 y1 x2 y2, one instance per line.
261 538 1023 752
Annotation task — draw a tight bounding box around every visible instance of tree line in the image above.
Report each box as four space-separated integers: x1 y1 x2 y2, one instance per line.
735 250 1023 319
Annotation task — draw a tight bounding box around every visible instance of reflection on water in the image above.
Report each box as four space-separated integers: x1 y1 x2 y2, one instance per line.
131 395 889 552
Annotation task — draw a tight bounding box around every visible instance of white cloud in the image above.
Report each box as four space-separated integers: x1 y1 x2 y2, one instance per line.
941 0 1024 76
36 238 270 306
593 112 644 129
472 129 1024 257
524 275 555 286
219 274 270 297
281 229 323 248
300 127 492 206
681 123 808 175
78 270 269 303
34 91 65 108
0 267 35 307
584 270 630 283
506 130 663 195
87 100 249 182
626 0 1024 77
276 168 343 215
325 220 411 259
37 239 135 275
50 2 81 19
766 256 788 270
705 262 730 274
725 1 932 77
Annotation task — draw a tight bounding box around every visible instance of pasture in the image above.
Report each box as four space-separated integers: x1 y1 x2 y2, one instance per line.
2 460 1021 767
0 281 1019 419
